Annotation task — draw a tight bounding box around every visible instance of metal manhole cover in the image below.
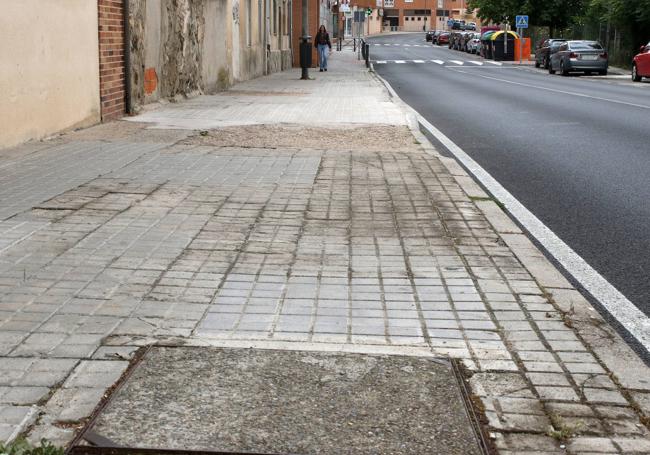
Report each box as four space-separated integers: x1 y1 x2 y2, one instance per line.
69 347 488 455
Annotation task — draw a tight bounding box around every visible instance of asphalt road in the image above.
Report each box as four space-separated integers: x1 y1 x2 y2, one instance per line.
369 33 650 322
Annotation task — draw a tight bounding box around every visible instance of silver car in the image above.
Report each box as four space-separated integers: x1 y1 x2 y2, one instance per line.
549 40 608 76
466 33 482 54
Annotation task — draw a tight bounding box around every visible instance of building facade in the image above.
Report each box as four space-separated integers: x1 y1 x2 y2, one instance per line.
0 0 292 150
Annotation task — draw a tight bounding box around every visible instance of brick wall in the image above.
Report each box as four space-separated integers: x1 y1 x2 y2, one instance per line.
98 0 126 121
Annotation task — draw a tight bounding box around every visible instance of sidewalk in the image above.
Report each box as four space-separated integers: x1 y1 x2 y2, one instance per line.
1 48 649 454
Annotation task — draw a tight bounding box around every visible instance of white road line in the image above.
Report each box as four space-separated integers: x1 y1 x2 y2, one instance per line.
449 60 464 65
375 60 387 64
485 61 503 66
404 44 411 47
375 73 650 353
394 60 406 64
413 60 425 63
455 71 650 110
432 60 444 65
467 61 483 65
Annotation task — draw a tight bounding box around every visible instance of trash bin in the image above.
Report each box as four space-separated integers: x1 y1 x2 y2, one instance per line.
491 31 518 61
300 39 312 68
480 31 496 59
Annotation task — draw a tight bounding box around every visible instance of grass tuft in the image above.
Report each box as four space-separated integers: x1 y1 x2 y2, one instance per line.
0 438 64 455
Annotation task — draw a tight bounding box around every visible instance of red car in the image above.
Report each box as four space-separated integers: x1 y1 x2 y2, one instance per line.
632 40 650 81
437 32 450 45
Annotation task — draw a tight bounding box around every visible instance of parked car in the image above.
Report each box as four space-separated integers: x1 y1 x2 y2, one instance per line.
466 22 477 31
450 20 465 31
466 33 482 53
549 40 608 76
430 30 443 45
632 41 650 81
437 32 450 46
426 30 435 42
535 38 566 69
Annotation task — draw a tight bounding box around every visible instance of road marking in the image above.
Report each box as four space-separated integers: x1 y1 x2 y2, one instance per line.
375 60 387 64
404 44 411 47
452 70 650 110
413 60 425 63
374 72 650 354
467 61 483 65
485 61 503 66
449 60 464 65
432 60 444 65
394 60 406 64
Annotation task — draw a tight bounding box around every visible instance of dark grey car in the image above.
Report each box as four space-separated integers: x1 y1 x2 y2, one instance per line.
535 38 565 69
549 40 608 76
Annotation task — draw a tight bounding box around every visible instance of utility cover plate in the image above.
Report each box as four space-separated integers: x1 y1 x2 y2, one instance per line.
78 347 484 455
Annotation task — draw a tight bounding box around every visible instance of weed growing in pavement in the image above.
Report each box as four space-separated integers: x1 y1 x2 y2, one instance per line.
0 438 64 455
547 414 584 442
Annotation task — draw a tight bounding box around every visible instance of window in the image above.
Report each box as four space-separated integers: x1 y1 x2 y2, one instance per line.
258 0 262 43
246 0 252 46
273 0 278 35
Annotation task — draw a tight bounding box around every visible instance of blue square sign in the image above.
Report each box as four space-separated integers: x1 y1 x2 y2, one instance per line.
515 15 528 28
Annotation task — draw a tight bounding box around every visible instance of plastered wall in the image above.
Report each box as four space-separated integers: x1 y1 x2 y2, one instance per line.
0 1 101 149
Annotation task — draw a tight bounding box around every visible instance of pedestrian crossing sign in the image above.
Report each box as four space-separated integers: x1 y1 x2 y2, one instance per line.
515 15 528 28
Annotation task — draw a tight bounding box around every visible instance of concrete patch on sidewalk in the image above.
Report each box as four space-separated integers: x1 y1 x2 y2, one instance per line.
76 347 485 455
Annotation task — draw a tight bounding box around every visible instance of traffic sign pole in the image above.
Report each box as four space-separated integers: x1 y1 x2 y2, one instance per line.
515 15 528 64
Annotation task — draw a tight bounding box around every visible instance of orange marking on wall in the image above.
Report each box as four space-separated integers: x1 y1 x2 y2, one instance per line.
144 68 158 95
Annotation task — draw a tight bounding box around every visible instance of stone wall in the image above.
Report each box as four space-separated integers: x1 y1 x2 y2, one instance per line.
128 0 278 112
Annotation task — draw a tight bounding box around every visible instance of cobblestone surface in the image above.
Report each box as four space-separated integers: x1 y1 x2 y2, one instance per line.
1 49 649 453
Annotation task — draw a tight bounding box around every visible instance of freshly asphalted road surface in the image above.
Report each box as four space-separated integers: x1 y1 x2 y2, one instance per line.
370 33 650 319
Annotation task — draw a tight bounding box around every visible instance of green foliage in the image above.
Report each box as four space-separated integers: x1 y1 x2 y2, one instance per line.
467 0 584 32
468 0 650 54
0 438 64 455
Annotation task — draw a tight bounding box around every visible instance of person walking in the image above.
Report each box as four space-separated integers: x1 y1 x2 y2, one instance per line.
314 25 332 72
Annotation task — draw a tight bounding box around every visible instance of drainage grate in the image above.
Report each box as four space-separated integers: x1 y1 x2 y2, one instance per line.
68 347 490 455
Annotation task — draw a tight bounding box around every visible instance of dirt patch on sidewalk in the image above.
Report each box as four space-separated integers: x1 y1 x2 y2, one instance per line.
182 124 422 151
57 121 191 144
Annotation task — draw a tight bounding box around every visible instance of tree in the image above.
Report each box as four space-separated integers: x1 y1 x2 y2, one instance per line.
468 0 584 33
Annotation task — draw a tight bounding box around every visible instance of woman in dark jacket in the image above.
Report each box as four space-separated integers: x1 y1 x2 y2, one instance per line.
314 25 332 72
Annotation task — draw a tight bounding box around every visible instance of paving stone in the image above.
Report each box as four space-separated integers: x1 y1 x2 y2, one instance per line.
567 437 617 453
63 360 128 389
612 436 650 453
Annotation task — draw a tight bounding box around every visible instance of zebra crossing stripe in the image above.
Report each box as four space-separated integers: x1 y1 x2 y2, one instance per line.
394 60 406 64
485 61 503 66
413 60 425 63
449 60 464 65
376 60 387 64
468 61 483 65
432 60 444 64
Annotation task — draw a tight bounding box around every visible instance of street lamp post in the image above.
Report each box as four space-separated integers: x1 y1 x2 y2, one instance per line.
300 0 311 79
